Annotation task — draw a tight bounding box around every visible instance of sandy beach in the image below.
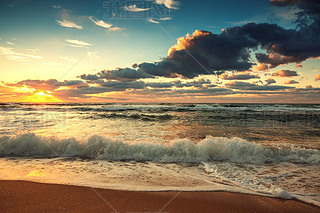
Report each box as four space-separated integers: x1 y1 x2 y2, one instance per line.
0 180 319 213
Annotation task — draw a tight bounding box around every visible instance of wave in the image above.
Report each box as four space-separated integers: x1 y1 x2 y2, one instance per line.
0 134 319 164
2 103 320 114
90 113 173 121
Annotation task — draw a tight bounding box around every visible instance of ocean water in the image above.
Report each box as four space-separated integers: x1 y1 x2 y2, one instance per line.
0 103 319 206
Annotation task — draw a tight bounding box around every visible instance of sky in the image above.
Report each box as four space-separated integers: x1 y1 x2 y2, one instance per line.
0 0 320 103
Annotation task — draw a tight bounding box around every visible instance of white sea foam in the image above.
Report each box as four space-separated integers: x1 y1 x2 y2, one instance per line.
0 133 319 164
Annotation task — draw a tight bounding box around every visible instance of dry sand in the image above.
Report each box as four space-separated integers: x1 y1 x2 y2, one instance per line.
0 180 319 213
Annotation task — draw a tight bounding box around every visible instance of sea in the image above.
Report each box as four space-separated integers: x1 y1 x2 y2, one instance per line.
0 103 319 206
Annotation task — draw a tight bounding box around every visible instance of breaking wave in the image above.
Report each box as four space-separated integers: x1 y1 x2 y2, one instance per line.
0 133 319 164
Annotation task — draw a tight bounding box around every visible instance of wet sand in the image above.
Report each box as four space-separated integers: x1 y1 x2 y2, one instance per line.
0 180 319 213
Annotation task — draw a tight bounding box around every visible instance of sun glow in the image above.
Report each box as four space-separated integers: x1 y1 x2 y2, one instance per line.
28 90 61 102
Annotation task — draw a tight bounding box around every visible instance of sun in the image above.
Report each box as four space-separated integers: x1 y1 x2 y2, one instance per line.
35 91 48 96
22 90 61 102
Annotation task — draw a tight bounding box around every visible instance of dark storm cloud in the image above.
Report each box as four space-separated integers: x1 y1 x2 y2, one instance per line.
137 20 314 78
139 29 256 78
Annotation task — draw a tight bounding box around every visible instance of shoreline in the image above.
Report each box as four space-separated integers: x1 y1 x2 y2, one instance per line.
0 180 319 213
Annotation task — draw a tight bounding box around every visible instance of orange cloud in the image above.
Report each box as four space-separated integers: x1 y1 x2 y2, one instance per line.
253 63 269 71
271 70 299 77
284 80 299 84
168 30 211 56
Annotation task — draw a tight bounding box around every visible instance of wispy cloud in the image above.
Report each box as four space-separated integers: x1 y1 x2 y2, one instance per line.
226 17 266 26
123 5 150 12
89 16 112 29
147 18 160 24
57 20 83 29
6 42 14 45
147 17 172 24
53 5 61 9
160 17 172 21
0 46 42 61
65 39 92 48
155 0 179 9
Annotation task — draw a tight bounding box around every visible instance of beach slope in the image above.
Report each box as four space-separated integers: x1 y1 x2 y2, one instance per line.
0 180 319 213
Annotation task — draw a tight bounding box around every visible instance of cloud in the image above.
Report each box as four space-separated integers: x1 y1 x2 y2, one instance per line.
58 0 315 82
108 27 123 31
65 39 92 48
99 80 145 90
147 17 172 24
80 68 154 82
255 52 306 68
160 17 172 21
147 18 160 24
265 78 276 84
253 63 269 71
0 46 42 62
155 0 179 9
53 5 61 9
136 0 320 79
284 80 299 84
57 20 83 29
89 16 112 29
255 0 320 66
123 5 150 12
139 29 256 78
219 72 260 80
9 79 86 91
3 75 320 102
89 16 122 31
79 74 100 81
225 81 293 91
271 70 299 77
315 74 320 81
6 0 315 102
